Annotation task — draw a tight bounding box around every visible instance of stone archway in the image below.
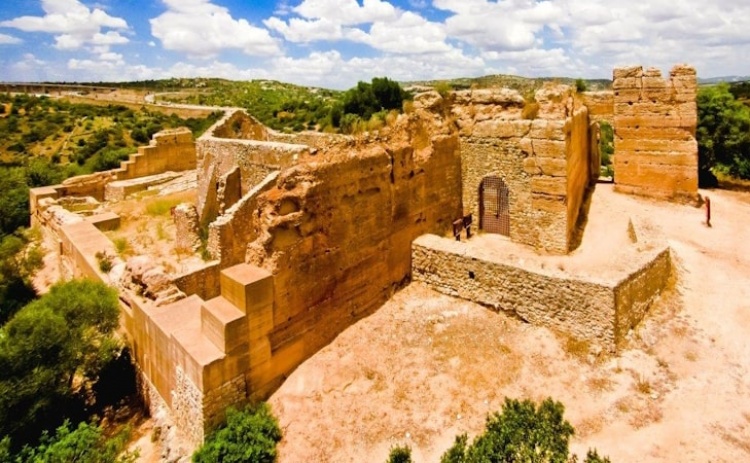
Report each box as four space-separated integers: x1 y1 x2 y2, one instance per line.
479 176 510 236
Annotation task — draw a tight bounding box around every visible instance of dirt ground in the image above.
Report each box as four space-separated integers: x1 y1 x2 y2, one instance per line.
267 184 750 463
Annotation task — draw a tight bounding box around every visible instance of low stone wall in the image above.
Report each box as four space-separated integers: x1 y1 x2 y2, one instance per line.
412 234 671 351
172 261 222 300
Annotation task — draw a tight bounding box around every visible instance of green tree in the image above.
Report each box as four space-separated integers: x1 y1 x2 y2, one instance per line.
441 398 575 463
697 83 750 183
193 404 282 463
0 280 121 444
0 231 43 324
575 79 588 92
14 420 137 463
387 445 413 463
0 168 31 237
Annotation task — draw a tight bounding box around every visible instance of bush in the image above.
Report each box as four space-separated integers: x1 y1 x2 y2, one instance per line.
697 83 750 183
193 403 282 463
440 398 582 463
575 78 588 92
386 445 413 463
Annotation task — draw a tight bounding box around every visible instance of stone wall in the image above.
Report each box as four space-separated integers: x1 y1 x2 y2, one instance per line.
207 172 279 266
115 127 196 181
243 109 463 395
566 104 591 245
451 86 591 254
580 91 614 123
412 233 672 351
195 111 309 225
613 65 698 202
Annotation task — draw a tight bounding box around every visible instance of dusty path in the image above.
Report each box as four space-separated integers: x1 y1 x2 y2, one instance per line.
268 184 750 463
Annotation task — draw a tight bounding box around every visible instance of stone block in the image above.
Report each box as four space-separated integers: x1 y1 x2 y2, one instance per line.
532 139 566 158
613 66 643 79
201 296 248 354
529 119 566 141
535 157 567 177
220 264 274 315
531 177 567 196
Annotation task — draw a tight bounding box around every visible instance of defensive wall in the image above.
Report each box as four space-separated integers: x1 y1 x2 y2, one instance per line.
613 65 699 202
26 65 697 449
451 84 592 254
412 230 672 352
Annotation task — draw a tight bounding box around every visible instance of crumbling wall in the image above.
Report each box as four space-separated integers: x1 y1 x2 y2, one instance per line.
613 65 698 202
195 111 308 225
566 103 591 245
452 85 590 254
243 109 462 396
116 127 196 181
580 91 614 123
211 111 270 141
207 172 279 266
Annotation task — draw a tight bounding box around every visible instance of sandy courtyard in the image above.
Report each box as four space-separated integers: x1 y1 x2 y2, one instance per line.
267 184 750 462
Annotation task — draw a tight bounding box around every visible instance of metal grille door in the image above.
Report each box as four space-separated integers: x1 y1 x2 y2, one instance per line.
479 176 510 236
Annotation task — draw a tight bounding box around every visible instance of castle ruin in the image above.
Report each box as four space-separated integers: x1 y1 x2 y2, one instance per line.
29 64 696 447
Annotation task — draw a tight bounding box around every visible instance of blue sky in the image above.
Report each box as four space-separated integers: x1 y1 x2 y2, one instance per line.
0 0 749 89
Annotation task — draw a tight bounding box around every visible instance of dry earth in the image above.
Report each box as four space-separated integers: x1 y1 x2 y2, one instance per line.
268 183 750 463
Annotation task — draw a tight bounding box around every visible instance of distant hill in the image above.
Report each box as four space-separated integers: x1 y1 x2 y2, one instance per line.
699 76 750 85
403 74 612 95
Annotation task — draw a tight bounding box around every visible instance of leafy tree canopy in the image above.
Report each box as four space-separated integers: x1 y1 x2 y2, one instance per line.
193 403 282 463
697 83 750 183
0 279 120 444
440 398 610 463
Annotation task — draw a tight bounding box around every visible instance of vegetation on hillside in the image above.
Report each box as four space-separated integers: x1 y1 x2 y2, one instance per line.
406 75 612 95
0 93 221 238
159 76 409 134
0 280 138 457
697 83 750 183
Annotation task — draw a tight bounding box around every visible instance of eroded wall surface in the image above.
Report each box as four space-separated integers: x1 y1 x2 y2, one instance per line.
242 109 463 397
452 86 590 254
613 65 698 202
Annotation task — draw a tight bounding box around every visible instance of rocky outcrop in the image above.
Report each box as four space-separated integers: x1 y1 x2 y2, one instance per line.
120 255 186 306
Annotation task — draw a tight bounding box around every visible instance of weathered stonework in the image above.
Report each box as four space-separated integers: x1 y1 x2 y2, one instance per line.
27 64 699 452
613 65 698 202
412 233 672 352
451 85 592 254
172 203 201 252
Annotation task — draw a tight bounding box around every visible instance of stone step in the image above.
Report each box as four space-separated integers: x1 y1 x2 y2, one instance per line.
201 296 247 355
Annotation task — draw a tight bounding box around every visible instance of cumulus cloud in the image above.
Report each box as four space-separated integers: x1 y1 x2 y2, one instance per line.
150 0 279 57
0 0 128 50
434 0 560 51
0 33 22 45
265 0 455 55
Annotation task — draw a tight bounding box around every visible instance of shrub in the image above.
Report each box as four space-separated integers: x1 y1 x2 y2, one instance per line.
192 403 282 463
441 398 575 463
575 78 588 92
95 251 114 273
387 444 413 463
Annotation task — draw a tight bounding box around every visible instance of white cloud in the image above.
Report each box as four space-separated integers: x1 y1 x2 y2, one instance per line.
344 11 452 54
434 0 560 51
150 0 279 57
0 33 22 45
292 0 398 25
264 16 343 42
266 0 454 55
0 0 128 50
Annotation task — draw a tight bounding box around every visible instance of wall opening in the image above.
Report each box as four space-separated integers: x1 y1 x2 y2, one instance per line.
479 176 510 237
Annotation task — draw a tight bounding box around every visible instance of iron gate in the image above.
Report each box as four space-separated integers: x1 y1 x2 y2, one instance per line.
479 176 510 236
